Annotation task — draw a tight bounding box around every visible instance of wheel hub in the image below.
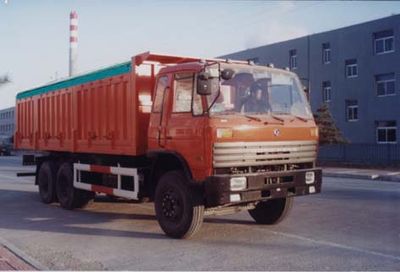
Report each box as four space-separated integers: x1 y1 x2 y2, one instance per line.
161 190 181 220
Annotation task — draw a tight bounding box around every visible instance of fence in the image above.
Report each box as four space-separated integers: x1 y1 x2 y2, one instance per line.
318 144 400 166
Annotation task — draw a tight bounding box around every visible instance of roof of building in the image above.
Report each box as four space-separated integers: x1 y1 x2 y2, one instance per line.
0 106 15 112
221 14 400 58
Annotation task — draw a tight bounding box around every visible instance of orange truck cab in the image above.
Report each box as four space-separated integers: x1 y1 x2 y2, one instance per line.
15 52 322 239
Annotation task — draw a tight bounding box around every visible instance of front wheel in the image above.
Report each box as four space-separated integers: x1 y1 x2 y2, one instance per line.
155 171 204 239
248 197 293 225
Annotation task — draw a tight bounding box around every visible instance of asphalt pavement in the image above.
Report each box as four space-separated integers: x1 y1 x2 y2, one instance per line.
0 156 399 270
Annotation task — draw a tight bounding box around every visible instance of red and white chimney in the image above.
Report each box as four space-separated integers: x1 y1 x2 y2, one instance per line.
69 11 78 76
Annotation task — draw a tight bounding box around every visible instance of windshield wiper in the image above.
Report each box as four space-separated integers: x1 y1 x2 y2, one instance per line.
244 114 262 122
270 113 285 124
238 112 287 124
290 114 310 123
271 111 310 123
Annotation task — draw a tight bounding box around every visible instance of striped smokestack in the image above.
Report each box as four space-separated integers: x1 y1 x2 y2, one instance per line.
69 11 78 76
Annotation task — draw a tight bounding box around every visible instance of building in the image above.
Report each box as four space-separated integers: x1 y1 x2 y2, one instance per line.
221 15 400 145
0 106 15 138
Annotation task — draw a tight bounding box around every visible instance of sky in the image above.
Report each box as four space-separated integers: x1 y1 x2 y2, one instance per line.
1 0 400 109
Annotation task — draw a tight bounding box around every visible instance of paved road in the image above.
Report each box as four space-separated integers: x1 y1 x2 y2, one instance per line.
0 156 399 270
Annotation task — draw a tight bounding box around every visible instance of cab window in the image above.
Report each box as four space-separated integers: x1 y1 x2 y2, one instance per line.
152 75 168 113
173 73 194 113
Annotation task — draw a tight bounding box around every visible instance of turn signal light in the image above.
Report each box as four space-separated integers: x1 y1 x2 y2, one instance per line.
216 128 233 138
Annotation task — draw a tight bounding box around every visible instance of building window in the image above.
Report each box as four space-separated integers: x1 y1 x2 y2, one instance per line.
289 49 297 70
376 121 397 144
346 100 358 122
374 29 394 55
376 73 395 97
345 59 358 78
322 81 331 102
322 43 331 64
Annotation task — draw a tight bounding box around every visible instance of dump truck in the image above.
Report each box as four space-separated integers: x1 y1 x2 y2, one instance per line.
15 52 322 238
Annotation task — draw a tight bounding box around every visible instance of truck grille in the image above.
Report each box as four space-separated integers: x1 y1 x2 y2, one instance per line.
213 141 317 168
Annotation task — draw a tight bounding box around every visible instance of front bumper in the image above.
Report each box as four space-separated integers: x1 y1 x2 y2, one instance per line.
204 168 322 207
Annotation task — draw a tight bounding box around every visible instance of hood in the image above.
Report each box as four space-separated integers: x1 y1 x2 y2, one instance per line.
209 114 318 143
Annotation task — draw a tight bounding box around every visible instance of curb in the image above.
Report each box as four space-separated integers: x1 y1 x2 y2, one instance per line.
379 174 400 182
0 237 48 271
323 173 400 182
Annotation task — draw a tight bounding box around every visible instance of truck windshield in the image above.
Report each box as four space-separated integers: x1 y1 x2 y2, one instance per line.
206 63 313 119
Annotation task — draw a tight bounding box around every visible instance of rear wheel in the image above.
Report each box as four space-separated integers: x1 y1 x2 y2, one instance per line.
38 161 58 204
248 197 293 225
155 171 204 239
56 162 93 210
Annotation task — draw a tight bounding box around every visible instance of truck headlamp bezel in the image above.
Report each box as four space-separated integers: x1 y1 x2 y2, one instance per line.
230 176 247 191
305 171 315 184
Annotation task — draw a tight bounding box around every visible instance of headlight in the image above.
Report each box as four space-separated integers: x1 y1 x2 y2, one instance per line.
305 171 315 184
230 177 247 191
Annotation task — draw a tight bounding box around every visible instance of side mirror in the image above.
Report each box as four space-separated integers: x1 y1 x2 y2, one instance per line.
197 72 211 95
221 69 234 80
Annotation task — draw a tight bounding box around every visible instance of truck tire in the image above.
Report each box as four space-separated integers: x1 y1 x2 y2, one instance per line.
56 162 93 210
248 197 293 225
155 171 204 239
37 161 57 204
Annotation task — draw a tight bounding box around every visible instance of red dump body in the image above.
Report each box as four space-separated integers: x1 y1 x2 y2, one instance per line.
15 52 199 156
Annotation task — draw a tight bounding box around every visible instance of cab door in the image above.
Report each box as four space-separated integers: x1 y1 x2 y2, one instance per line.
164 72 207 180
148 74 171 149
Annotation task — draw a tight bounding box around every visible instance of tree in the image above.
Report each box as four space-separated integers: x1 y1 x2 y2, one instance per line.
314 103 348 145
